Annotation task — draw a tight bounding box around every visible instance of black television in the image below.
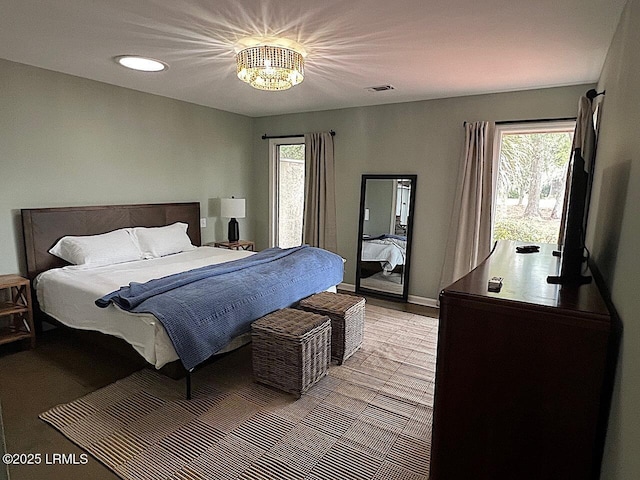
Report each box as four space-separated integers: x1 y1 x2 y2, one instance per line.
547 147 592 285
547 89 604 285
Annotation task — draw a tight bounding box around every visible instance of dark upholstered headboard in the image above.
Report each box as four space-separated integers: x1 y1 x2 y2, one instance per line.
21 202 201 280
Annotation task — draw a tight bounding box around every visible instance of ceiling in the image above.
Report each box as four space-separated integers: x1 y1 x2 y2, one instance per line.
0 0 626 118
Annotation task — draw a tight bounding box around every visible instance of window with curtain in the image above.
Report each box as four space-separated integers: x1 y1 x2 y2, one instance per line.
492 120 575 244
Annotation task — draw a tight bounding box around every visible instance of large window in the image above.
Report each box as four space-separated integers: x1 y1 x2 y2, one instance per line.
493 121 575 244
269 139 305 248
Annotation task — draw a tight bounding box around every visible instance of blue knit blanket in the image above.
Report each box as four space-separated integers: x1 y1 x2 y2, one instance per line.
96 246 344 370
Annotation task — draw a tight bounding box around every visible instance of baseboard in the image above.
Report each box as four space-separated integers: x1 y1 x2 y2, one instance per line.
407 295 439 308
338 282 356 292
339 283 439 308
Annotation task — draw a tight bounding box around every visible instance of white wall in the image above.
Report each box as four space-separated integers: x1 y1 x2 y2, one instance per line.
252 84 592 301
0 59 254 275
588 0 640 477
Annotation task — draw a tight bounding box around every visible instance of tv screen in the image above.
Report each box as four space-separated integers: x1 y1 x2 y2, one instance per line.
547 147 592 285
546 89 603 285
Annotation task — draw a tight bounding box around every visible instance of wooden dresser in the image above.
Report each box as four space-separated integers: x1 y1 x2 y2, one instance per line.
431 241 611 480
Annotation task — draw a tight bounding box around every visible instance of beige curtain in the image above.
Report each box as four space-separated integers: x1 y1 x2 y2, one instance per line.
303 132 337 252
439 121 496 291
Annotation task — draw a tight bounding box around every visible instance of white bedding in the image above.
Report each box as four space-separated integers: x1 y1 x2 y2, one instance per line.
361 238 406 272
36 247 255 369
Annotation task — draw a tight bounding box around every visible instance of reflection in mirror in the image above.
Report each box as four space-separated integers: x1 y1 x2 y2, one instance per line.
356 175 416 301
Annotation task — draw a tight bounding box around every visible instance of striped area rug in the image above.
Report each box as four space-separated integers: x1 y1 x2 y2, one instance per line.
40 304 437 480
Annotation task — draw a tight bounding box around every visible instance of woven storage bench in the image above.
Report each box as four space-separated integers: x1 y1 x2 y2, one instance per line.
251 308 331 397
299 292 366 364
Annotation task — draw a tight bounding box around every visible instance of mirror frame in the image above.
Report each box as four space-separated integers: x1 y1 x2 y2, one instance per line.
355 174 417 301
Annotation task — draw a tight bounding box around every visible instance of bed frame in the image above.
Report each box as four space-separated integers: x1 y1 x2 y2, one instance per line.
21 202 202 396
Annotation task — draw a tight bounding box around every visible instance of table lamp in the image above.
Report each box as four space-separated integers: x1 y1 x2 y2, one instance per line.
220 197 245 242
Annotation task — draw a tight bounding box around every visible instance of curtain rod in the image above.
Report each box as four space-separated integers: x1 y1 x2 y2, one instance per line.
463 117 577 127
261 130 335 140
586 89 606 100
496 116 577 126
463 89 606 127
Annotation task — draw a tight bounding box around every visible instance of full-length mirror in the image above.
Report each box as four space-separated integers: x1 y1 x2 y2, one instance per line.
356 174 417 301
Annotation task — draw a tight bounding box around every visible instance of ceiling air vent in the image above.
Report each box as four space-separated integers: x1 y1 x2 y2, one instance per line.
366 85 395 92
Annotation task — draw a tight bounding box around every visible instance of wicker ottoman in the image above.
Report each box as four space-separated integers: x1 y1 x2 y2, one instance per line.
251 308 331 397
299 292 366 365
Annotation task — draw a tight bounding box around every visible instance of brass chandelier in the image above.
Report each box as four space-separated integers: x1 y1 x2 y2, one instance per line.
236 44 305 91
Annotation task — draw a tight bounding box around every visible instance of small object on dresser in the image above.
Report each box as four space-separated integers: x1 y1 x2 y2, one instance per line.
516 245 540 253
488 276 503 292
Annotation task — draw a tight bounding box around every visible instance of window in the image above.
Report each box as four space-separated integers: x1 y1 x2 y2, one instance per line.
269 139 305 248
492 121 575 244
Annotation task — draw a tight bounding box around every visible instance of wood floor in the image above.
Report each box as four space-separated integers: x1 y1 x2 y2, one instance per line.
0 296 438 480
0 327 147 479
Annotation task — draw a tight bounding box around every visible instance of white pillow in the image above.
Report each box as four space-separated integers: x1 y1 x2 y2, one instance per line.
49 229 142 266
131 222 196 258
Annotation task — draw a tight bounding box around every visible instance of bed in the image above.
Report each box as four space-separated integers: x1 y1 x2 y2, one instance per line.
360 234 406 277
21 203 342 389
34 246 255 369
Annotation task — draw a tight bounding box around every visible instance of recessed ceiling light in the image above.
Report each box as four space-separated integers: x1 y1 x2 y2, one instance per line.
115 55 168 72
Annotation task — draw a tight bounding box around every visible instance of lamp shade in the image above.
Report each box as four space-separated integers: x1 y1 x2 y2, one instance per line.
221 198 246 219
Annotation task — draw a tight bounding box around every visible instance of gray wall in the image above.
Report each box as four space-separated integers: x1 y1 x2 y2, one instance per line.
0 58 592 302
0 59 254 275
252 84 592 300
363 179 395 236
588 0 640 477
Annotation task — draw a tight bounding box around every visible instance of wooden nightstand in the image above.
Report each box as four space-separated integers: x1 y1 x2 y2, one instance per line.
0 275 35 349
212 240 255 251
